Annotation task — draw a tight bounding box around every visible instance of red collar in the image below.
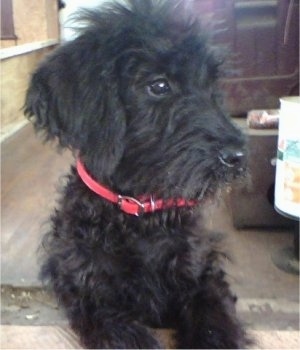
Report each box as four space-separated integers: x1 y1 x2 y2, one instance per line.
76 160 198 216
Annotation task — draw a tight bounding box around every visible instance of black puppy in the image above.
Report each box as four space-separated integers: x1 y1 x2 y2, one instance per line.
25 0 250 348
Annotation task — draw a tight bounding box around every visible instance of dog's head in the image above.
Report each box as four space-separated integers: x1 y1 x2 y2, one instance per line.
25 0 246 200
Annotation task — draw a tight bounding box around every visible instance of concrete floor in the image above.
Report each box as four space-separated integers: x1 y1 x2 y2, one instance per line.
1 124 299 347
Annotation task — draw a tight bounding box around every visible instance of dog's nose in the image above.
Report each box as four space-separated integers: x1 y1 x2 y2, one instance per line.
219 148 246 169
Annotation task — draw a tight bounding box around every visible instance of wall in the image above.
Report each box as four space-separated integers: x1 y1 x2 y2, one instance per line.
2 0 59 48
1 47 54 141
1 0 59 141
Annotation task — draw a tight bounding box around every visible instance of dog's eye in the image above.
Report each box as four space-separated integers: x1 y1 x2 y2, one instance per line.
148 79 171 96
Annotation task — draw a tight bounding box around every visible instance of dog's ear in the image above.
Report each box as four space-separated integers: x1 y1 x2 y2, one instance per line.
24 34 126 177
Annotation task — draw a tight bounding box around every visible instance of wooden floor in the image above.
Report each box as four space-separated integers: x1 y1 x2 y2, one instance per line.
1 124 73 286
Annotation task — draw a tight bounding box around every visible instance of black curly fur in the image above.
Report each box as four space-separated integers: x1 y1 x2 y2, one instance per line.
25 0 251 348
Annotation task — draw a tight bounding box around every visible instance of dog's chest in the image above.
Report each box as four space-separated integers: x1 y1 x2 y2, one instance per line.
98 228 192 326
94 222 202 294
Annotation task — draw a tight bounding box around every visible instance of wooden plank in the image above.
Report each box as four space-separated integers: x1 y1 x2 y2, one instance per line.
1 326 81 349
1 326 299 349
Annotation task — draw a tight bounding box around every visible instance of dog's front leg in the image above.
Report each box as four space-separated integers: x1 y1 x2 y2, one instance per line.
70 308 162 349
175 277 249 349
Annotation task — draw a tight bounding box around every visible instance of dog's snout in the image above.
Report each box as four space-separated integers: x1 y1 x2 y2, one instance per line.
219 148 246 169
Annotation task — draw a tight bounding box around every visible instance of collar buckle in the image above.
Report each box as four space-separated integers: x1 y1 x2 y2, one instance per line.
118 195 145 216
